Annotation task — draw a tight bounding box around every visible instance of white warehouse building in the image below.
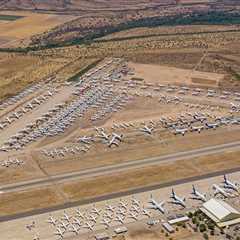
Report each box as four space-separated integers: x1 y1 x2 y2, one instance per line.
200 198 240 227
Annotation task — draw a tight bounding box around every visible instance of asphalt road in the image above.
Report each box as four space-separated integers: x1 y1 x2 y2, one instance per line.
1 140 240 194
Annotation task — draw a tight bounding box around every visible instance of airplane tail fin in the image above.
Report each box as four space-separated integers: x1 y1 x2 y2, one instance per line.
224 174 227 183
192 184 196 194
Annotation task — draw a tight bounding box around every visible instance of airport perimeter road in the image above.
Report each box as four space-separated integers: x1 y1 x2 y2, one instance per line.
1 141 240 194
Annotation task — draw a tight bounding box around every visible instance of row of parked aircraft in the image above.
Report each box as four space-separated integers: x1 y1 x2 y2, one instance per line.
0 90 55 132
0 83 43 110
37 175 238 239
0 158 24 168
127 80 240 102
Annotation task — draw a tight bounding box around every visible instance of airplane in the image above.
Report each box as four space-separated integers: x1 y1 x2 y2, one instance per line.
69 224 80 235
59 221 69 230
87 214 98 223
75 208 85 219
119 199 128 209
72 217 82 227
112 133 123 141
131 196 141 206
108 137 119 148
212 184 232 198
223 175 239 192
170 189 186 207
205 122 219 129
26 221 35 231
91 205 101 215
77 136 93 144
130 205 141 213
83 222 94 231
100 218 111 228
190 185 207 202
61 211 71 222
140 126 154 135
174 128 188 136
115 215 125 224
148 194 165 214
191 126 204 133
128 212 138 221
54 228 65 239
142 208 151 218
105 203 115 212
97 131 110 140
47 215 58 226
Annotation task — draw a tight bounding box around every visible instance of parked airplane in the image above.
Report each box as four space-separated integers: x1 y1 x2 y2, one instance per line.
77 136 93 144
91 205 101 216
47 215 58 226
174 128 188 136
170 189 186 207
115 215 125 224
148 194 165 214
223 175 239 192
140 126 154 135
100 218 111 228
213 184 232 198
54 228 65 239
190 185 207 202
61 211 71 222
83 222 94 231
191 126 204 133
206 122 219 129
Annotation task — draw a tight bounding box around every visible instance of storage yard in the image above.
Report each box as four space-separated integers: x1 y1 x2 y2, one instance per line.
0 56 240 239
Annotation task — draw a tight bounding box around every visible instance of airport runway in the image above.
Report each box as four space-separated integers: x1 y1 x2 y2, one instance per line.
1 140 240 194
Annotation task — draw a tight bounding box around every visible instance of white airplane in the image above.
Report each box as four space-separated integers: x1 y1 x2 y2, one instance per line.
83 222 94 231
108 137 119 148
26 221 35 231
69 224 80 235
87 214 98 223
115 215 125 224
100 218 111 228
61 211 71 222
105 203 115 212
112 133 123 141
191 126 204 133
223 175 239 192
91 205 101 215
78 136 93 144
142 208 151 218
128 212 138 221
190 185 207 202
97 131 110 140
54 228 65 239
140 126 154 135
59 221 69 230
72 217 82 227
131 196 141 206
119 199 128 209
170 189 186 207
47 215 58 226
174 128 188 136
213 184 232 198
148 194 165 214
205 122 219 129
75 208 85 219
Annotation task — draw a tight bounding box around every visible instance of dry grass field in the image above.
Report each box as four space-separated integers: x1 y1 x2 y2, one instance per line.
0 11 76 47
1 149 240 217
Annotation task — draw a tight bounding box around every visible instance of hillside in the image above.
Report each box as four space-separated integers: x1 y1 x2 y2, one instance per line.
0 0 175 11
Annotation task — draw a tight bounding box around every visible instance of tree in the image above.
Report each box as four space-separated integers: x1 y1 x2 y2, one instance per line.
199 223 207 232
203 233 209 240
